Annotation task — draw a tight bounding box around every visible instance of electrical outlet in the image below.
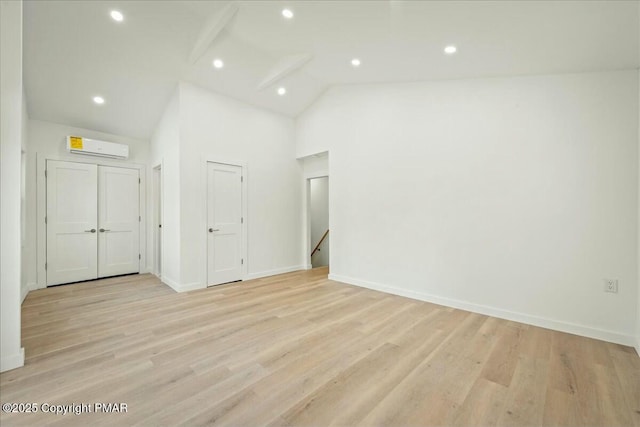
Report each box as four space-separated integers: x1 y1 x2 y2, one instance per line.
604 279 618 293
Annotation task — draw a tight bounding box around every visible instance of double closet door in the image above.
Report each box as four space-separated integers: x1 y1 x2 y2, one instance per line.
46 160 140 286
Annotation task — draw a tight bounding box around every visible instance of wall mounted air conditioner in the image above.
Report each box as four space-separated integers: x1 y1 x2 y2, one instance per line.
66 136 129 159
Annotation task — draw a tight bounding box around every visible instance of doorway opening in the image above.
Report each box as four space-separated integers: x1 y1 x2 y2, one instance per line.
308 176 329 269
152 164 162 278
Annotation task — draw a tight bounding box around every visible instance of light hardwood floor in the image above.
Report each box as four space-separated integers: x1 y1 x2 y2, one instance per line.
1 268 639 426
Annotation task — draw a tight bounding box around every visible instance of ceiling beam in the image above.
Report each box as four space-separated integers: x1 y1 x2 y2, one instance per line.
257 53 314 90
187 2 239 65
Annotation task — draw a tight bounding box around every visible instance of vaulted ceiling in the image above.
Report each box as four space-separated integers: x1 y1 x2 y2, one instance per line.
23 1 640 140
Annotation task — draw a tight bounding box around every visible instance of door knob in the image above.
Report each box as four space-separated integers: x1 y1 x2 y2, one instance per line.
99 228 111 232
85 229 96 233
209 228 219 232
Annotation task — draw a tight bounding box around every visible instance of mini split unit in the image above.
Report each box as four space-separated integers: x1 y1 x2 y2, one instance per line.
66 135 129 159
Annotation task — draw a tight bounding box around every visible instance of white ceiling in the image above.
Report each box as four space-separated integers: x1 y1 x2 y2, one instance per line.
24 1 639 140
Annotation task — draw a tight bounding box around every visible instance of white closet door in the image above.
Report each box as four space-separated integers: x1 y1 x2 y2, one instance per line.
207 162 243 286
46 160 98 286
98 166 140 277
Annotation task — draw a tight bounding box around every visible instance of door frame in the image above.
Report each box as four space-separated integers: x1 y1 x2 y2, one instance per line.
202 159 248 286
304 175 329 270
36 155 147 289
300 152 330 270
152 162 163 279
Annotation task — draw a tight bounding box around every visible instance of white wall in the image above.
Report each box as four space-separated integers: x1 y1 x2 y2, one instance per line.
149 89 181 288
297 70 639 345
1 0 25 372
26 119 149 289
310 177 329 267
637 68 640 355
21 92 30 303
178 82 302 288
301 153 329 178
27 119 148 163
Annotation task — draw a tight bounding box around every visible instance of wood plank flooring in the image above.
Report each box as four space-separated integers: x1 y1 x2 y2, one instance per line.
1 268 638 426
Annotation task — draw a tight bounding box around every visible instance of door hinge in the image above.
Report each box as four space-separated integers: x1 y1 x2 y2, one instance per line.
45 216 47 224
139 215 141 222
139 254 141 260
241 176 244 183
45 262 47 270
44 169 47 178
241 258 244 265
139 178 141 184
241 217 244 224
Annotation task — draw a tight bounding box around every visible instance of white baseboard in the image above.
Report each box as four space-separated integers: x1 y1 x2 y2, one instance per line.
20 282 39 304
245 265 305 280
21 285 29 304
329 273 635 347
152 265 309 293
181 282 205 292
160 276 181 293
304 264 313 270
1 348 25 373
160 276 204 293
167 265 306 292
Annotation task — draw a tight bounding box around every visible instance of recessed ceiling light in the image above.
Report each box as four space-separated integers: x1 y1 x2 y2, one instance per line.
212 59 224 69
444 45 457 54
351 58 361 67
110 10 124 22
282 8 294 19
93 96 105 105
277 87 287 96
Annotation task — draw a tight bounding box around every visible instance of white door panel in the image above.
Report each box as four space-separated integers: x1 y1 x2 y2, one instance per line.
46 161 140 286
207 162 243 286
98 166 140 277
46 160 98 286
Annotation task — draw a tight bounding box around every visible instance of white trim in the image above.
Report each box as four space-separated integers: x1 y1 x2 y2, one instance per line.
635 337 640 357
163 267 306 293
160 276 181 293
305 176 330 269
152 162 163 278
303 178 312 268
300 151 330 271
162 277 205 293
31 281 46 291
0 348 24 373
329 273 635 347
181 282 205 292
304 264 313 270
245 265 305 280
20 282 35 304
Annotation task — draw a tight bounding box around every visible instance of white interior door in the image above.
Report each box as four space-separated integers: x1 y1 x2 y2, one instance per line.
207 162 243 286
46 160 98 286
98 165 140 278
